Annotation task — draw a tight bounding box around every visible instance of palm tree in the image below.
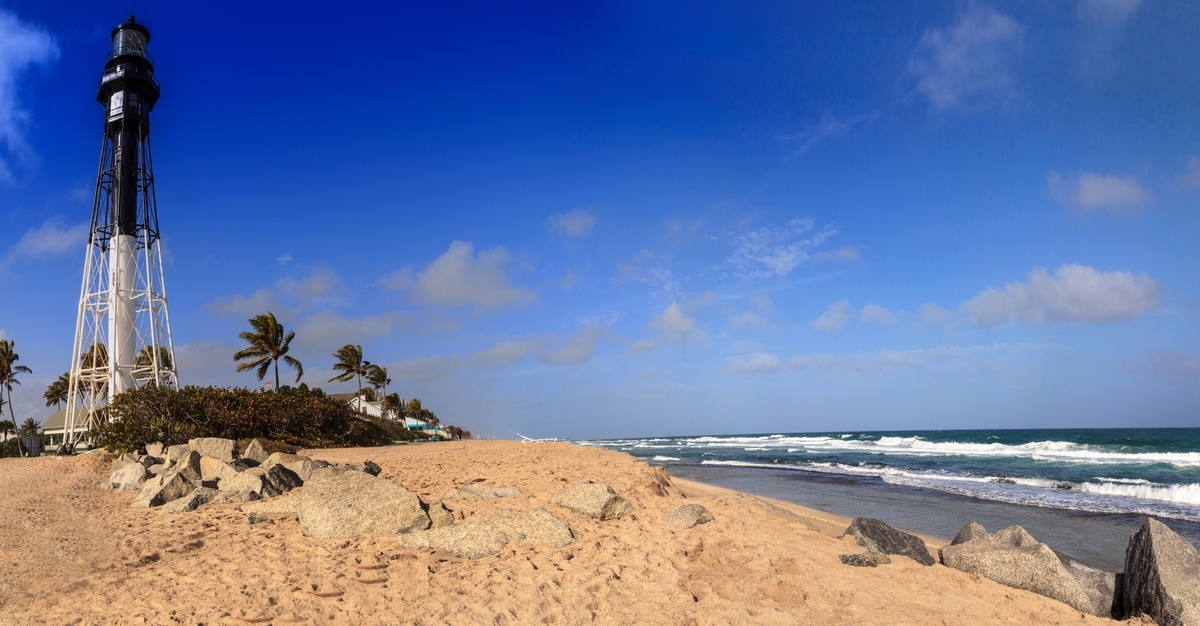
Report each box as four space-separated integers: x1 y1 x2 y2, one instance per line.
136 345 173 369
328 344 370 397
234 311 303 392
384 392 403 419
80 342 109 369
0 419 14 458
0 339 32 456
366 365 391 414
19 417 40 435
44 372 70 408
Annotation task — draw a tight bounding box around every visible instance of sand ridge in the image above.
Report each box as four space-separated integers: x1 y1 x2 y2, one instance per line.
0 440 1127 624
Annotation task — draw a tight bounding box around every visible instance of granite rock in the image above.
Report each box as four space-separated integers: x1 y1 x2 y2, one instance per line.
940 523 1097 615
188 437 239 463
161 487 218 513
296 471 429 539
843 518 935 566
109 462 150 491
668 504 714 530
550 480 634 519
1120 517 1200 626
241 439 269 466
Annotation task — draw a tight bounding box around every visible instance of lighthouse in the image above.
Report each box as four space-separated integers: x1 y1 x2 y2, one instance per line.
66 16 177 447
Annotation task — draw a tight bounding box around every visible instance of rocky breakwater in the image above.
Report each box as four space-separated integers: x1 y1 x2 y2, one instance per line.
101 438 380 514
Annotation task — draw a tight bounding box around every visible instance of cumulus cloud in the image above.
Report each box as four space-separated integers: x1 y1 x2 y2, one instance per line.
726 352 784 373
961 264 1163 327
728 218 844 280
383 241 535 311
549 208 597 237
0 10 59 183
906 3 1024 110
0 219 87 269
540 327 606 365
209 267 347 318
1176 156 1200 193
1047 171 1152 215
647 303 705 344
1129 350 1200 383
861 303 897 326
919 302 954 326
631 339 656 354
296 310 412 355
811 299 853 332
1079 0 1142 24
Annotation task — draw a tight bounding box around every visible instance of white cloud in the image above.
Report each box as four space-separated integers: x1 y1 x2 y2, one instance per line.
906 3 1024 110
961 264 1163 327
0 9 59 183
861 303 897 326
1176 156 1200 193
617 249 680 299
816 246 860 262
1079 0 1142 24
919 302 953 326
209 267 348 318
729 294 775 329
387 337 546 382
561 269 579 289
726 352 784 373
549 208 597 237
665 219 704 244
1129 350 1200 382
728 218 844 280
384 241 535 311
647 303 705 344
296 310 412 355
0 219 87 268
811 299 853 332
789 346 959 373
1047 171 1152 215
276 253 293 265
539 327 605 365
631 339 656 354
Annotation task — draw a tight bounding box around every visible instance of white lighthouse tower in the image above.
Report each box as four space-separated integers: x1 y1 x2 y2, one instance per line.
65 16 177 448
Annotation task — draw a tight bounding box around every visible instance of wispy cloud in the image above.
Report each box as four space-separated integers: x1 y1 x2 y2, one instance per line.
548 208 597 237
1176 156 1200 193
1047 170 1152 215
1127 350 1200 383
810 299 853 332
1078 0 1142 24
961 264 1163 327
780 112 875 157
0 9 59 183
726 352 784 373
0 219 87 270
919 302 954 326
383 241 535 312
617 249 680 299
860 303 897 326
906 3 1024 111
727 218 846 280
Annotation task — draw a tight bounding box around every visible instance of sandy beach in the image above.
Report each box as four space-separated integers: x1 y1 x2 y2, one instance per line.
0 440 1133 625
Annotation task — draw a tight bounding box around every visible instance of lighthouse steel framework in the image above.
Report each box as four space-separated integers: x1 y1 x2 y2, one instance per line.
66 17 177 446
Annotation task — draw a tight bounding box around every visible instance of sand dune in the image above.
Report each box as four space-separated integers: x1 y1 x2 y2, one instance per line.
0 441 1129 624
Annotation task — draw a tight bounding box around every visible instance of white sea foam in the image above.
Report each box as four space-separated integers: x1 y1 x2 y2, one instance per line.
652 455 681 461
697 459 1200 519
677 434 1200 467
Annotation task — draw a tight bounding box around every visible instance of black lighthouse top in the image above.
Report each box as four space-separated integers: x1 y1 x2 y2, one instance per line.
98 15 159 117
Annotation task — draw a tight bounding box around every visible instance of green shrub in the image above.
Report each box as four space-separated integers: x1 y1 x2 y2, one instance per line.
97 385 392 455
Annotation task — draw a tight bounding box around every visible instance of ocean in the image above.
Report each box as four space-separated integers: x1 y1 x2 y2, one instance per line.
582 428 1200 572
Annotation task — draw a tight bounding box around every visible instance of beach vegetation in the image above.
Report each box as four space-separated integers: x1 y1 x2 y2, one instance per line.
233 311 303 391
96 384 392 455
0 339 32 456
329 344 370 397
44 372 70 408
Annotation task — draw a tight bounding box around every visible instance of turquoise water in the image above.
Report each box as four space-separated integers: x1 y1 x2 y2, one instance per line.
584 428 1200 522
584 428 1200 570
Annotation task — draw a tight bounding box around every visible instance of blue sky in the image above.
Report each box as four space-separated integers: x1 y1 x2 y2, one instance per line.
0 0 1197 438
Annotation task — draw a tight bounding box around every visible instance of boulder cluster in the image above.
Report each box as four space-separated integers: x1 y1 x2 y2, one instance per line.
104 449 691 563
838 515 1200 625
102 437 381 513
